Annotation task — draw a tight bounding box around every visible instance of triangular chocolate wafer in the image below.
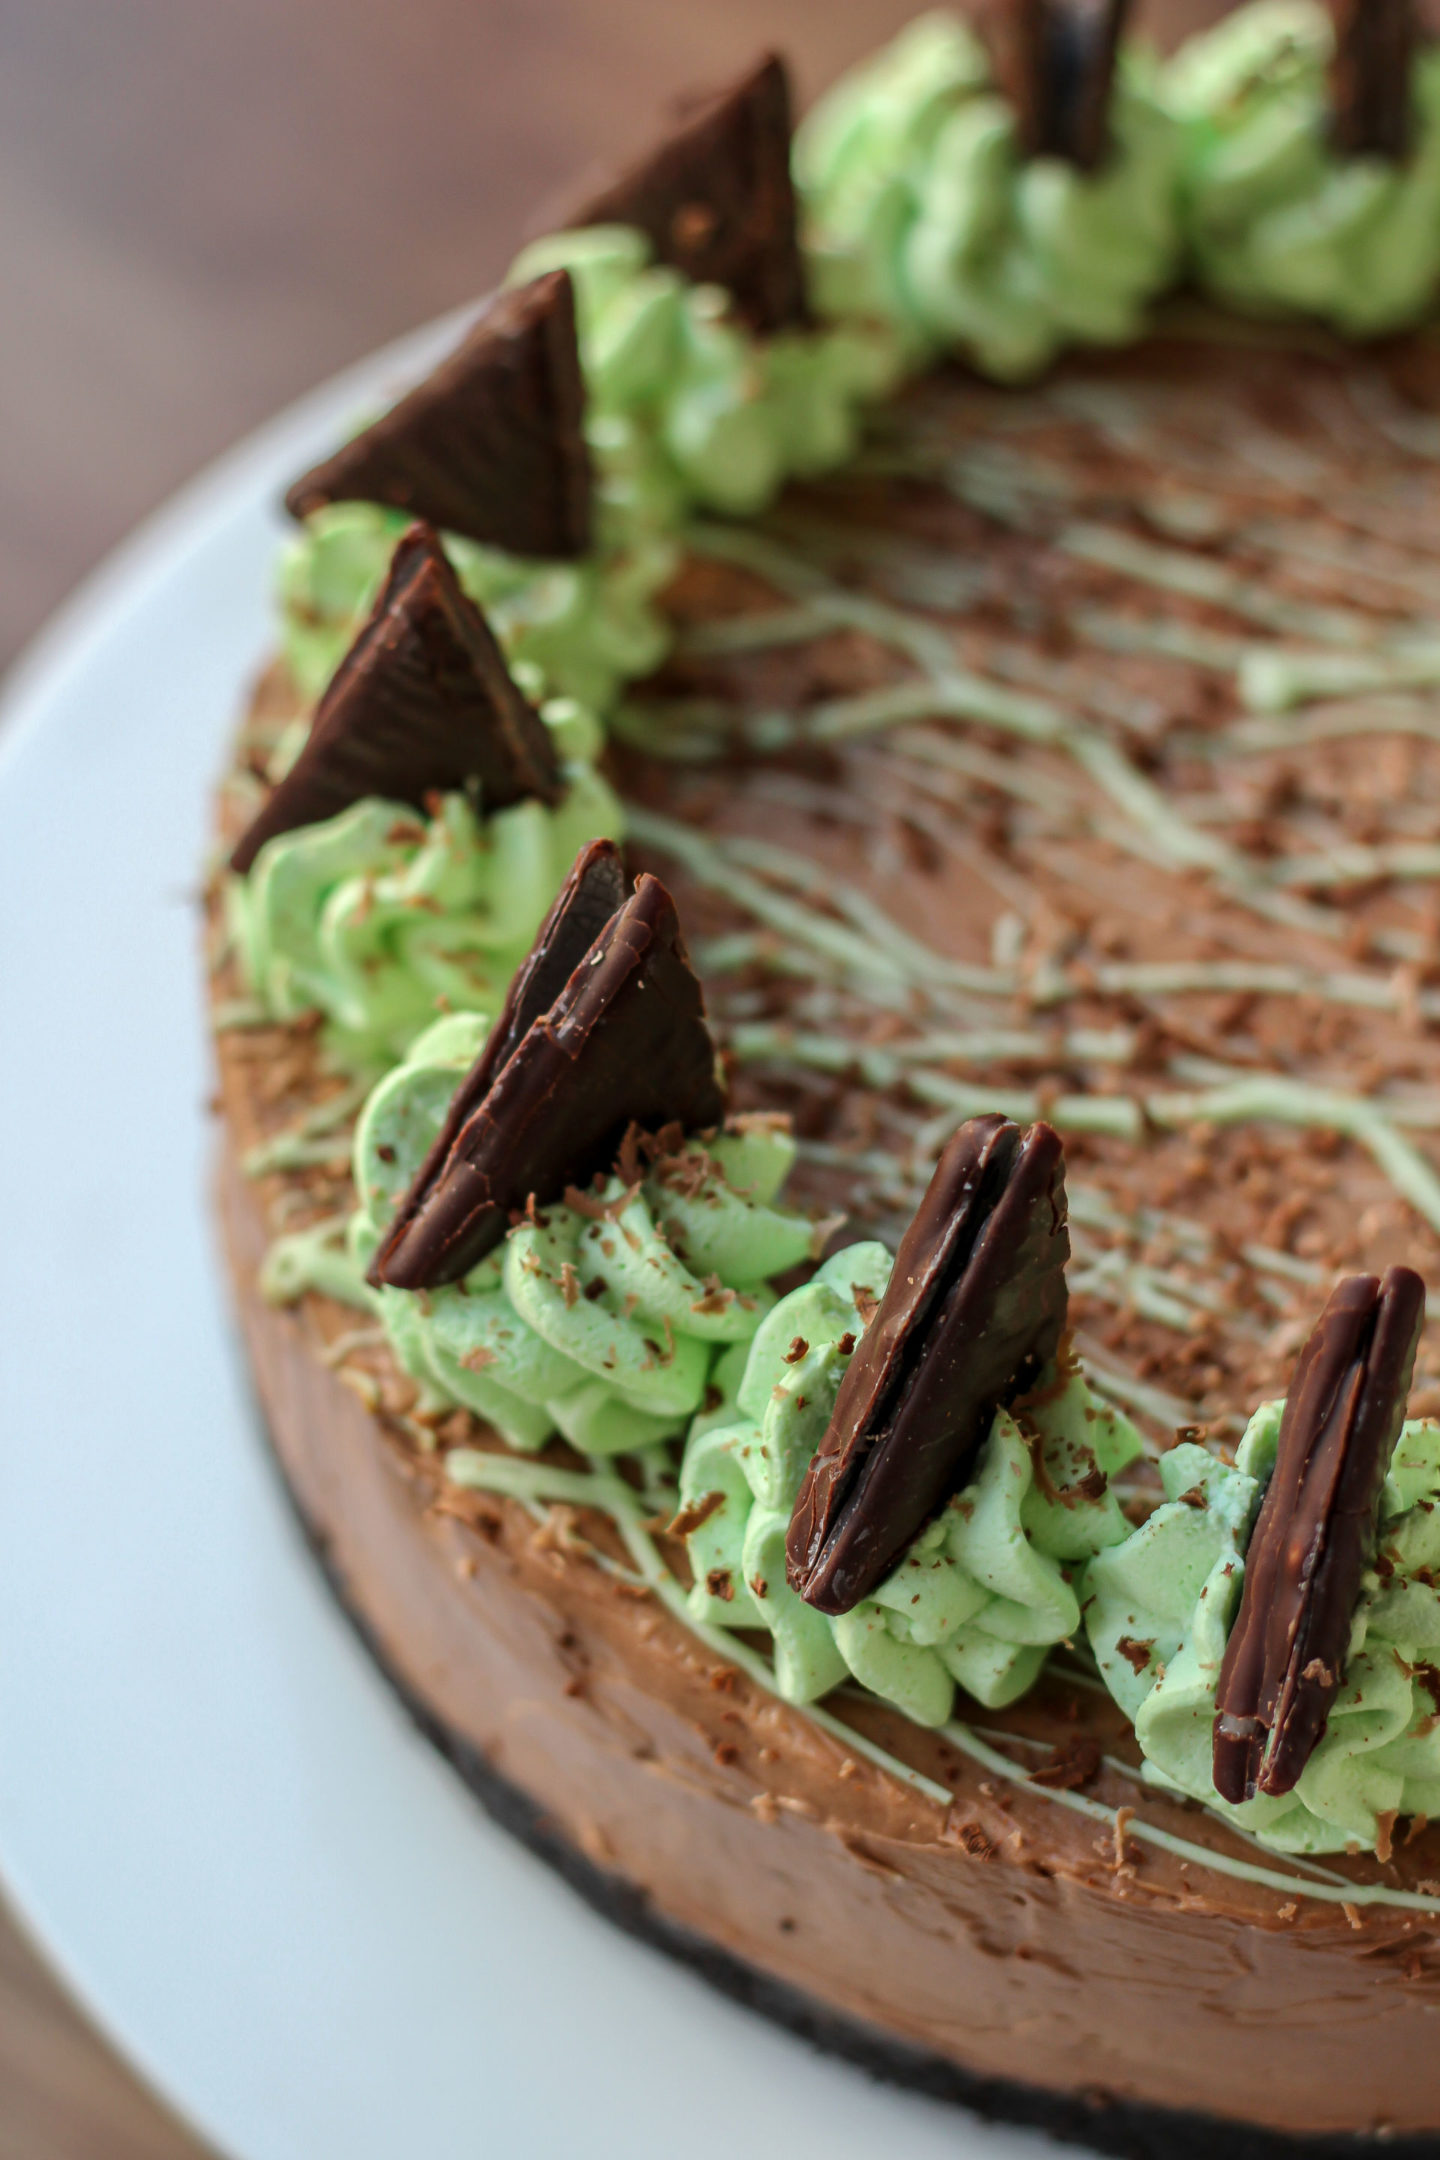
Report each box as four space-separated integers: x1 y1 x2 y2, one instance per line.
231 524 563 875
787 1115 1070 1615
555 53 807 335
284 271 591 559
1329 0 1416 161
367 837 629 1285
374 860 727 1289
984 0 1131 172
1213 1266 1425 1805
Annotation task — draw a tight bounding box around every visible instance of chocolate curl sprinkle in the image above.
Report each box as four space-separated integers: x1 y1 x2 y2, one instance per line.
984 0 1132 172
556 52 807 335
1328 0 1417 162
787 1116 1070 1616
231 524 562 875
1214 1266 1426 1806
373 852 727 1290
285 271 591 560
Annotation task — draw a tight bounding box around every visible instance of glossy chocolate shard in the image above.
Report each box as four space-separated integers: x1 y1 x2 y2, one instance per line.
1214 1266 1426 1806
786 1115 1070 1616
367 838 629 1286
1328 0 1416 161
374 867 727 1290
230 523 563 875
984 0 1131 171
557 53 807 335
284 271 591 559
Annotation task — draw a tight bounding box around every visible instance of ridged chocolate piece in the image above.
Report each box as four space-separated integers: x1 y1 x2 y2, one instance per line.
787 1116 1070 1616
284 271 591 559
230 524 563 875
367 838 629 1286
1214 1266 1426 1806
1328 0 1416 161
984 0 1131 172
558 53 806 335
374 862 727 1290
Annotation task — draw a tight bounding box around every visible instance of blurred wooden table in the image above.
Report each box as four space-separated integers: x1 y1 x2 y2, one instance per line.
0 0 1229 2152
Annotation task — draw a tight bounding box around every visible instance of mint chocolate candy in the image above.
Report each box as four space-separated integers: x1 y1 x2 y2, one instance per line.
560 52 806 335
284 271 591 559
374 859 727 1290
984 0 1131 172
787 1116 1070 1616
231 523 563 875
1329 0 1416 161
368 837 628 1286
1214 1266 1426 1806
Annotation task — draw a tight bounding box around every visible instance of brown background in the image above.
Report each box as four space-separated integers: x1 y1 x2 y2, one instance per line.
0 0 1238 2151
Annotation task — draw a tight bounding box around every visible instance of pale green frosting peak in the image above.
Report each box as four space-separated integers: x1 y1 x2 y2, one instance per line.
277 495 679 714
1166 0 1440 335
1086 1408 1440 1855
297 1018 828 1454
226 749 624 1066
507 224 904 519
797 11 1183 381
678 1261 1143 1723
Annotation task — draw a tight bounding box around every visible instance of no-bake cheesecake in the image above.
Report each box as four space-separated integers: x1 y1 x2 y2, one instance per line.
210 5 1440 2150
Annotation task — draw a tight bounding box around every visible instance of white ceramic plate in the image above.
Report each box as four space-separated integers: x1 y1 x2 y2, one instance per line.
0 323 1057 2160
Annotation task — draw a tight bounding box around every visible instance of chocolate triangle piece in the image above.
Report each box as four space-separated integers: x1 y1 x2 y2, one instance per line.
1213 1267 1425 1806
787 1116 1070 1616
373 866 727 1290
231 524 564 875
984 0 1131 172
284 271 591 559
558 53 807 335
1329 0 1416 161
367 838 629 1285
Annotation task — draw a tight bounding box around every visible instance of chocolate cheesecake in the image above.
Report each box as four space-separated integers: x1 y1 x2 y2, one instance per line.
210 5 1440 2152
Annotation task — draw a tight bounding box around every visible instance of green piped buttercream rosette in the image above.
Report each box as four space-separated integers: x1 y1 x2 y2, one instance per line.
677 1252 1142 1723
796 11 1183 382
278 227 902 714
1165 0 1440 335
292 1015 830 1454
226 695 624 1067
1086 1409 1440 1854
